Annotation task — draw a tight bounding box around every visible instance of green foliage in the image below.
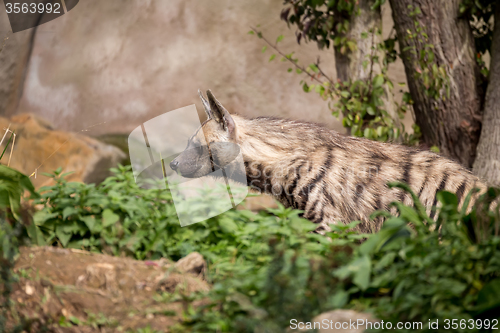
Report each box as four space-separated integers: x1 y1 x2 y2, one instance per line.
8 166 500 332
173 183 500 332
0 165 41 332
252 0 421 145
32 165 323 266
280 0 357 51
333 71 404 141
33 165 180 259
254 1 496 147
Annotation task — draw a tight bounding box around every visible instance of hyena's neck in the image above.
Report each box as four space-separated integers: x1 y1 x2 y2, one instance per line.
232 115 338 198
233 115 336 163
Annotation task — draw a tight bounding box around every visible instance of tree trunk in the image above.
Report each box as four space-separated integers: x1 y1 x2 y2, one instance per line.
389 0 483 168
335 0 400 130
473 3 500 186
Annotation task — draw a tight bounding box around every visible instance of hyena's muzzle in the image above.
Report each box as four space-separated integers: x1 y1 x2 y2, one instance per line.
170 141 241 179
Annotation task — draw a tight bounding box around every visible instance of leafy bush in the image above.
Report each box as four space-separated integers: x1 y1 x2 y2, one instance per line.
174 184 500 333
28 166 500 332
0 165 40 332
32 165 326 265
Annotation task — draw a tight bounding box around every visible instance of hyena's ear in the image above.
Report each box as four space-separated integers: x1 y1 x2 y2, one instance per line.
206 90 235 134
198 89 212 119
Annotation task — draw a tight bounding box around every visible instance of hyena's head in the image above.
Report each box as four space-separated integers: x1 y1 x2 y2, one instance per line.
169 90 239 178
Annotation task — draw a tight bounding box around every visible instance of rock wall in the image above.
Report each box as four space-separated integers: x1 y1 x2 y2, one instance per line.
13 0 343 136
0 10 34 117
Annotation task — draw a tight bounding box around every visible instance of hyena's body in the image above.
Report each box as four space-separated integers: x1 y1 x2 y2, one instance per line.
170 90 488 233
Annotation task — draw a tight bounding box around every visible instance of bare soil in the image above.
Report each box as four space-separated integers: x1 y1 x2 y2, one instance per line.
6 246 210 332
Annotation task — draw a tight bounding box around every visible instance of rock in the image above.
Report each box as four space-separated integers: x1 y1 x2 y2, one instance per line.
295 310 377 333
155 273 210 294
0 113 126 187
174 252 206 275
78 263 118 293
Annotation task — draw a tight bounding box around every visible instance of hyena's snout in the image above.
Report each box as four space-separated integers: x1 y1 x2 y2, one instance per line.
168 147 213 178
169 159 179 171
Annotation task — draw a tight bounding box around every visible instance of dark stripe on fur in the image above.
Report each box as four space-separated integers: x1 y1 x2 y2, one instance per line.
429 172 449 219
324 184 335 208
306 150 333 194
456 179 467 205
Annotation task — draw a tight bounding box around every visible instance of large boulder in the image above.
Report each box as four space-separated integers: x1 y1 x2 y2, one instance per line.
0 113 126 187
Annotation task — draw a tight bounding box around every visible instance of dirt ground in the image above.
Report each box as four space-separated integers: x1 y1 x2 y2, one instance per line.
6 246 210 332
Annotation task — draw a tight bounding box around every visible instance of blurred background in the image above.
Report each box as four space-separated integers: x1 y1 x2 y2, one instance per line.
0 0 410 188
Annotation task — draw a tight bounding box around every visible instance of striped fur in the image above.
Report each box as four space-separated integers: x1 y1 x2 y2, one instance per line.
170 91 489 233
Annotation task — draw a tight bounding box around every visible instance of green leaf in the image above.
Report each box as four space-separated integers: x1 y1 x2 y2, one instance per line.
269 54 276 62
309 64 319 73
33 211 59 226
102 209 119 228
346 41 357 52
334 255 372 291
261 46 267 53
80 216 96 232
26 223 46 246
219 217 238 234
340 91 350 99
63 206 78 219
473 279 500 314
328 290 349 308
353 257 371 291
276 35 284 43
373 74 384 88
56 226 72 247
430 146 440 153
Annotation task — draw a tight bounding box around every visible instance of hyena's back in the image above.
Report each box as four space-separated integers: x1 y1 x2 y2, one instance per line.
237 116 487 233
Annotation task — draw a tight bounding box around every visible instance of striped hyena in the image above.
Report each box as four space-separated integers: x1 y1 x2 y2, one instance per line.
169 90 488 233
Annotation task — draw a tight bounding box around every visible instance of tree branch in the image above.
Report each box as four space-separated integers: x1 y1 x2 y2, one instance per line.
250 27 335 92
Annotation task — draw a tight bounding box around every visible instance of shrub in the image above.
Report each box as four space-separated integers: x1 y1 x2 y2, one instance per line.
0 165 40 332
174 184 500 333
29 166 500 332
